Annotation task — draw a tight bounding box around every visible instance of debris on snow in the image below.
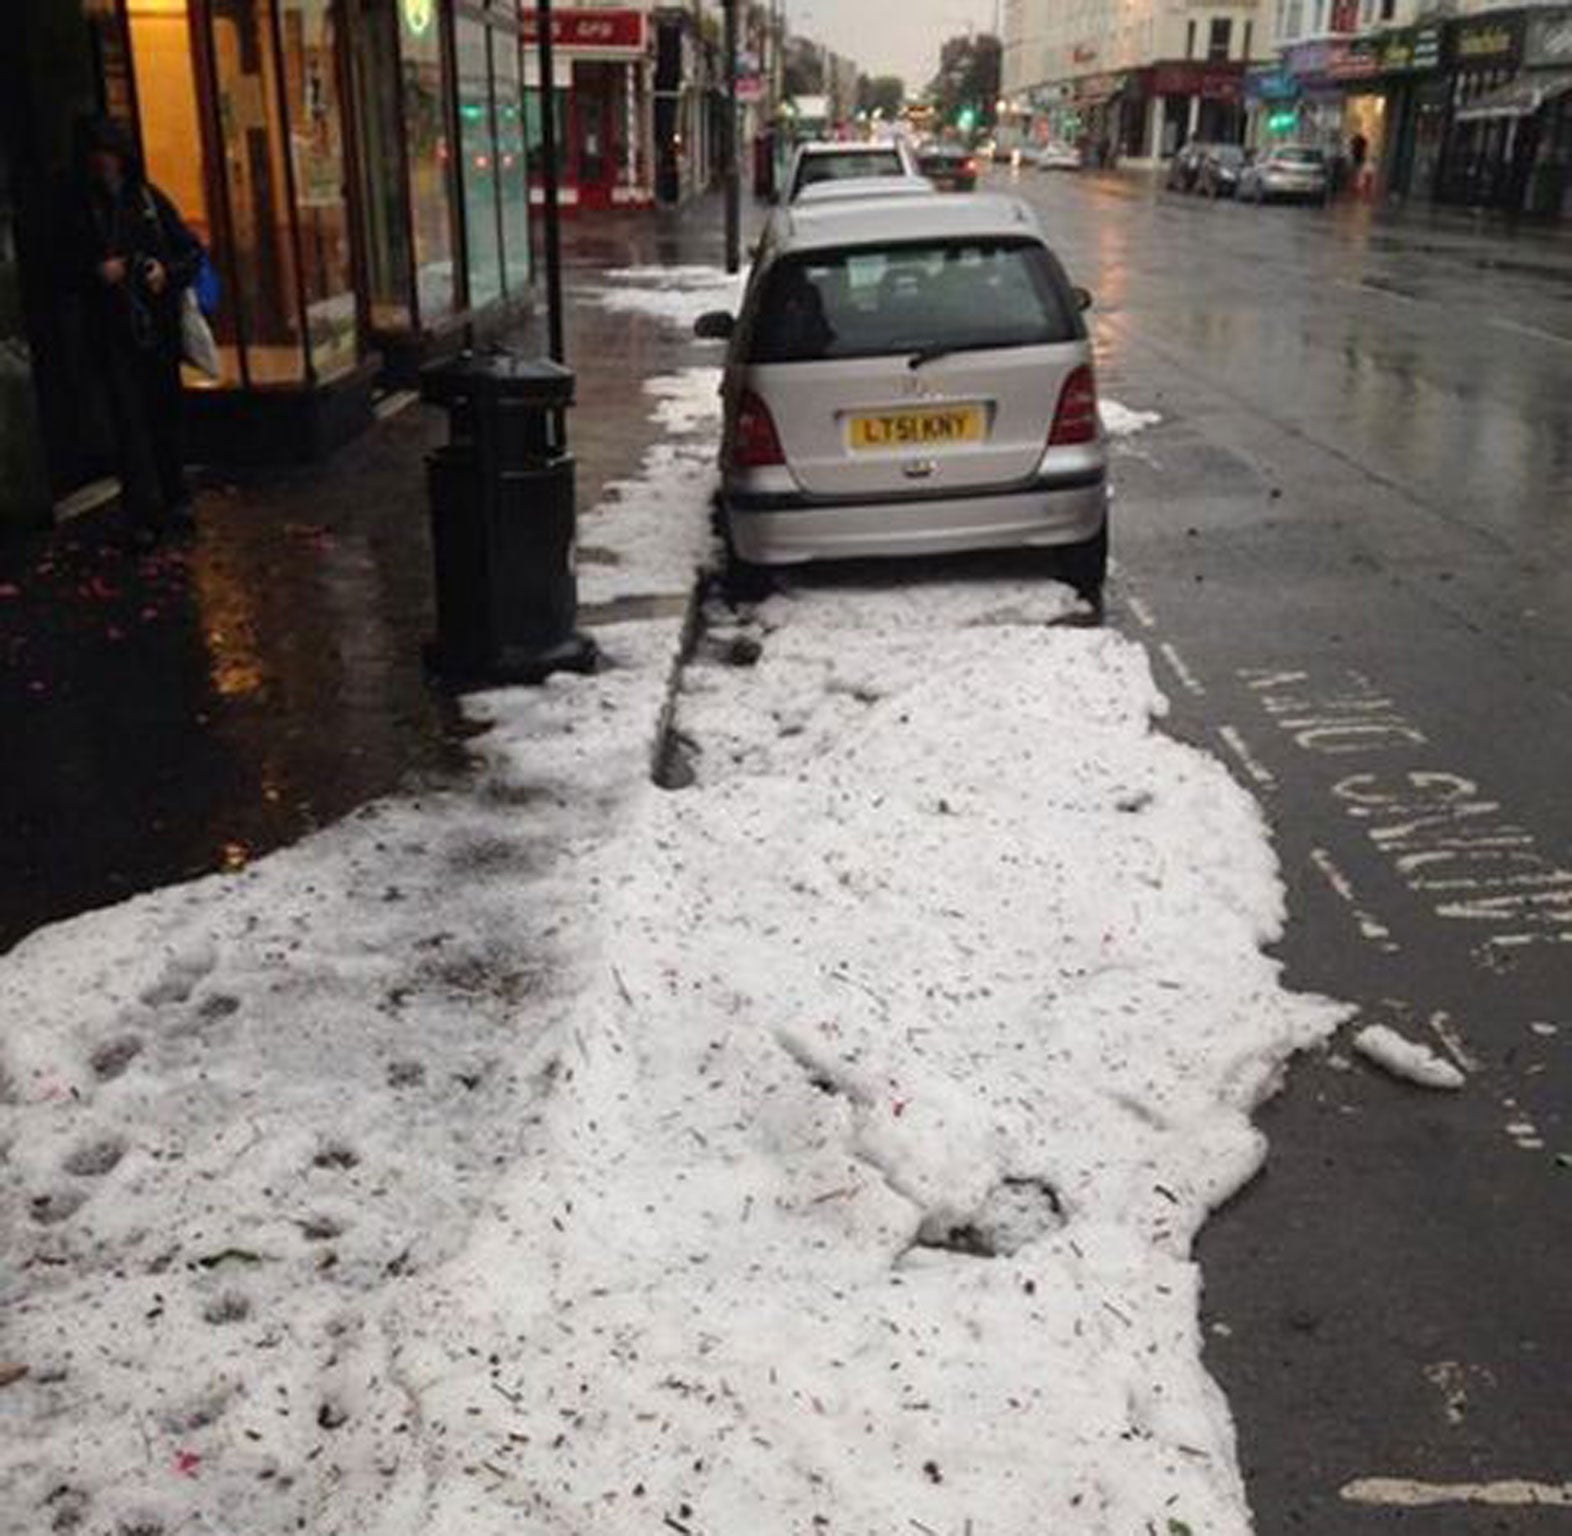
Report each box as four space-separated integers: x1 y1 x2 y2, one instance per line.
1353 1025 1467 1091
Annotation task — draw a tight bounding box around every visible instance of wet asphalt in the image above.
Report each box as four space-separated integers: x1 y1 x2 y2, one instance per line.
1004 167 1572 1531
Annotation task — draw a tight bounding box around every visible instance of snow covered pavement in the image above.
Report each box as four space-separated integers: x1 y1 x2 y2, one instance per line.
1 272 1343 1536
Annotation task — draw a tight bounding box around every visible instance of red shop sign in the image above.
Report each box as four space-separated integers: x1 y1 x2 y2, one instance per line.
1152 61 1244 100
520 8 647 54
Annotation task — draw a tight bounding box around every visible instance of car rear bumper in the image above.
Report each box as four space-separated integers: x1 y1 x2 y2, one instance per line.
725 471 1108 565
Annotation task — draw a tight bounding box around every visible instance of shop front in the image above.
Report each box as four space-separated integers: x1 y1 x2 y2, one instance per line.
524 7 653 212
351 0 534 385
1448 9 1572 217
1370 22 1446 202
2 0 538 512
1140 61 1246 157
1435 11 1527 208
1245 66 1299 149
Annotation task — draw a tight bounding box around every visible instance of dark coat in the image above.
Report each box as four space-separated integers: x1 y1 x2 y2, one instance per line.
68 118 202 356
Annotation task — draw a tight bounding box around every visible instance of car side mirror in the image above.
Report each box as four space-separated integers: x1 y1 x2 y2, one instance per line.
1072 286 1094 312
694 310 736 341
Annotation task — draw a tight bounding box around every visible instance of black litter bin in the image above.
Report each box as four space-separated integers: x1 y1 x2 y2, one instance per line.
420 351 597 685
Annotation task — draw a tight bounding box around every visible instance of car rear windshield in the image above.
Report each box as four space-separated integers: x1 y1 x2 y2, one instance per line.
750 239 1076 364
1212 146 1246 165
1276 148 1324 165
796 151 905 190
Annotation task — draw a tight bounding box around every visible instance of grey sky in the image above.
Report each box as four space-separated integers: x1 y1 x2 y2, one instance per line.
791 0 999 93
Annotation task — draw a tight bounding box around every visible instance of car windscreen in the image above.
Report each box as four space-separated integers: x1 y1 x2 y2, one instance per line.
1212 147 1246 166
796 151 905 190
1277 148 1324 165
750 239 1077 364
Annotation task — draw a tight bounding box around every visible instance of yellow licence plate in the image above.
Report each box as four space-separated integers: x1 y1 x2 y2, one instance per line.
847 405 986 452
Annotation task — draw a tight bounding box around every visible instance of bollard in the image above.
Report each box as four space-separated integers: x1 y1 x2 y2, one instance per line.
420 351 597 686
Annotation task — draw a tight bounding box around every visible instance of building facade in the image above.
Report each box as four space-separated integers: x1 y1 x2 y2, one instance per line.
1257 0 1569 214
1003 0 1277 160
0 0 746 532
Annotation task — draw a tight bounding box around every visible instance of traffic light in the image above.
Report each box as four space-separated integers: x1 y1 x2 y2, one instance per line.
1267 110 1297 134
956 104 978 132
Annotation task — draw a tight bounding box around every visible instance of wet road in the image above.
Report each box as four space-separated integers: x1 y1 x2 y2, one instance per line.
1006 168 1572 1531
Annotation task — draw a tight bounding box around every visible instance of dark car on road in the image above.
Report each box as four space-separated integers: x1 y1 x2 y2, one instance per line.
1197 144 1250 198
1165 141 1214 193
918 144 980 192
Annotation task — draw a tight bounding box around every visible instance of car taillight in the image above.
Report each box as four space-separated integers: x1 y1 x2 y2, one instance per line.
732 389 785 469
963 158 977 174
1048 364 1099 447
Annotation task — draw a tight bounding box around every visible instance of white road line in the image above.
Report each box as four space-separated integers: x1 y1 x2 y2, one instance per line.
1157 641 1206 697
1342 1477 1572 1508
1489 317 1572 350
1309 846 1398 949
1216 725 1276 788
1126 594 1158 630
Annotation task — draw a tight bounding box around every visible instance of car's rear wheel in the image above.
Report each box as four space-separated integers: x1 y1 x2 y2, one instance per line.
1057 521 1107 606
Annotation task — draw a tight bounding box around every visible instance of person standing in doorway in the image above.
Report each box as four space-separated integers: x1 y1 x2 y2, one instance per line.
1349 130 1370 196
68 116 202 548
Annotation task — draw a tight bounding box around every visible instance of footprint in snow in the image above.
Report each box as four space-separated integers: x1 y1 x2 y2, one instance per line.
30 1188 87 1225
62 1136 126 1178
89 1035 143 1081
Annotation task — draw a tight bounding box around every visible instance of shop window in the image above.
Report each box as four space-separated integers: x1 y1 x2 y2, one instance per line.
84 0 138 125
525 85 571 180
278 0 357 381
210 0 305 383
1209 18 1232 62
1243 21 1254 60
455 16 502 309
126 0 242 386
1185 19 1196 59
349 0 413 331
492 32 531 296
400 0 456 323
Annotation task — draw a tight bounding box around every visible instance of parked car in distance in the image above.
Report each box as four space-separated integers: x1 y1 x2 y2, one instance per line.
692 193 1109 601
785 141 920 201
917 143 980 191
1165 141 1214 193
1197 144 1250 198
1035 142 1083 171
1238 146 1329 204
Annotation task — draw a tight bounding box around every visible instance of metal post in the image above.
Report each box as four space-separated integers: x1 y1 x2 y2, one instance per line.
724 0 741 274
536 0 566 364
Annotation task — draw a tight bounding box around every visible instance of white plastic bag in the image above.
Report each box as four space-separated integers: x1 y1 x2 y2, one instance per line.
180 286 220 379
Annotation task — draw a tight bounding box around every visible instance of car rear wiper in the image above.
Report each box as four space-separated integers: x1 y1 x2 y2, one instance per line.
907 344 960 369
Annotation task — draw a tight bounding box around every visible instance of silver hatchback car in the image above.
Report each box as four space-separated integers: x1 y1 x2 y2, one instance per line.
695 194 1109 598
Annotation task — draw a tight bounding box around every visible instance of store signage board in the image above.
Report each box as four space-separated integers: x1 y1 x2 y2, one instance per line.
1453 17 1523 69
521 8 647 55
1367 23 1442 75
1328 36 1383 81
1527 13 1572 68
1152 61 1243 99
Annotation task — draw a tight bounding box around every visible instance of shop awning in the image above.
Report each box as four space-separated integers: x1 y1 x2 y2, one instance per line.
1456 70 1572 121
